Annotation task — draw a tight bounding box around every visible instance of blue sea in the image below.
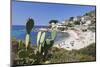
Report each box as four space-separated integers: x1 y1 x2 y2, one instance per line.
12 25 69 45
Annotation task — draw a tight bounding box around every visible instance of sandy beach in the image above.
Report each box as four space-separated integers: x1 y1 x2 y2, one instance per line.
54 29 95 50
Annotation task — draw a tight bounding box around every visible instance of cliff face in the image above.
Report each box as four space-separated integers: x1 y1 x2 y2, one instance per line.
53 10 96 50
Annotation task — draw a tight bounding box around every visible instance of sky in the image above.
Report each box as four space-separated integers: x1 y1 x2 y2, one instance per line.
12 0 95 26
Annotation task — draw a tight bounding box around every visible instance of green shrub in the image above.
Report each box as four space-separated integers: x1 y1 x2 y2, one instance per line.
74 21 80 25
67 23 74 27
78 43 96 57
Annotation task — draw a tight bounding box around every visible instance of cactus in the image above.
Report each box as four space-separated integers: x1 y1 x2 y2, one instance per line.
14 19 58 64
18 40 24 49
45 39 54 46
51 30 57 40
40 32 46 46
36 29 57 61
37 31 46 53
18 40 21 47
25 18 34 50
25 34 30 49
26 18 34 34
38 43 42 53
36 19 58 55
37 31 42 46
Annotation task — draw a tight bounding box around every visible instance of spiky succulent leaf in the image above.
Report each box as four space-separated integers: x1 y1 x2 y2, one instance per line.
45 39 51 45
45 39 54 48
51 30 57 40
38 44 42 53
40 32 46 45
18 40 24 49
37 31 42 46
25 34 30 49
26 18 34 34
18 40 21 47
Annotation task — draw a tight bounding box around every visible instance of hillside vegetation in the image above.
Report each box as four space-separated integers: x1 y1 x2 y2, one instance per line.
12 39 96 65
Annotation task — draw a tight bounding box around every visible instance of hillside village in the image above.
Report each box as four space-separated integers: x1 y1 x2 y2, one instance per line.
49 10 96 50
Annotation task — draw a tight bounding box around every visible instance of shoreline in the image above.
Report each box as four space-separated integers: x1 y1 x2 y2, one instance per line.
53 29 95 50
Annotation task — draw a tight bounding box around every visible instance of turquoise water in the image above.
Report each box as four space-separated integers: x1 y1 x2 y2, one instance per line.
12 25 69 45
